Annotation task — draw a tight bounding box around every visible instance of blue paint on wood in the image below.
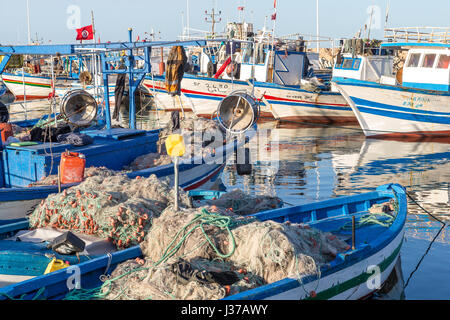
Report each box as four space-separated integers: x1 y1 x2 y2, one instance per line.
0 184 407 300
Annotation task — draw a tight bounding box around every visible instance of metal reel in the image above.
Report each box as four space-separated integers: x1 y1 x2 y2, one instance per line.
216 90 259 134
60 90 98 127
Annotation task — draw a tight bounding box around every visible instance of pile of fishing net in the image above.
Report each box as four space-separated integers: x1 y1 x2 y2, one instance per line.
124 153 172 171
159 117 225 158
77 206 350 300
124 117 223 171
30 166 118 186
28 173 191 249
198 189 283 215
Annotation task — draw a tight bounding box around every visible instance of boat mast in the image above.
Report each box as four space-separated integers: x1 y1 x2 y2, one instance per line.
187 0 190 39
26 0 31 45
316 0 320 53
205 8 222 39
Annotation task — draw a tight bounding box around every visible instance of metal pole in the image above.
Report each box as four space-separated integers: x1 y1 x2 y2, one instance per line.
187 0 190 39
316 0 320 53
128 28 136 129
57 166 61 193
101 53 112 129
26 0 31 45
174 156 179 211
352 215 356 250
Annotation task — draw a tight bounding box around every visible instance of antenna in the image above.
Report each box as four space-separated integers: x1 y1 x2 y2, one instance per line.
368 7 374 40
205 8 222 38
384 0 391 31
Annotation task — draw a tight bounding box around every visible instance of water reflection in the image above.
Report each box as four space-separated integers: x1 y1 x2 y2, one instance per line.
221 121 450 300
8 103 449 299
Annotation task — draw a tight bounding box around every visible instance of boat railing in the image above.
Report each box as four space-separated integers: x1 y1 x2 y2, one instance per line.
384 27 449 44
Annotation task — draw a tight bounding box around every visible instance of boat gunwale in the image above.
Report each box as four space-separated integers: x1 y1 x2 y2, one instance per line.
0 184 407 300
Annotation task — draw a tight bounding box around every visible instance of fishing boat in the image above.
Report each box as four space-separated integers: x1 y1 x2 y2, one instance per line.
333 27 450 139
0 37 257 221
0 131 245 221
0 183 407 300
143 32 356 124
0 188 274 289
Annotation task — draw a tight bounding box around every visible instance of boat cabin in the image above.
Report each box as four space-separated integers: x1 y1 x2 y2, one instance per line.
196 41 322 87
401 47 450 91
380 27 450 91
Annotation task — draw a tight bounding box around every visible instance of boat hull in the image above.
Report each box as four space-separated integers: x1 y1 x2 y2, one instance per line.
1 73 76 101
255 83 356 124
0 136 241 221
0 184 407 301
334 78 450 138
143 76 272 119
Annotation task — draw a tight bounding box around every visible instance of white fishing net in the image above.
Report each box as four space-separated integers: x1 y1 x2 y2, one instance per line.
95 205 349 300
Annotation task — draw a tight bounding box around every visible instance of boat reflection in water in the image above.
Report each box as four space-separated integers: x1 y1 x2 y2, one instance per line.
222 121 450 299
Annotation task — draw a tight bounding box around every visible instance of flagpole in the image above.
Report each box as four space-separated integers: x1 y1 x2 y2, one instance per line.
91 10 96 44
271 0 277 50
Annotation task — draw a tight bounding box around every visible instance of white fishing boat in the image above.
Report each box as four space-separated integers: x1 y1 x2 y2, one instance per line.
143 18 356 124
333 27 450 139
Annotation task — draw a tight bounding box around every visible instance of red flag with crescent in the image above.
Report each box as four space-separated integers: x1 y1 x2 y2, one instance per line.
76 25 94 41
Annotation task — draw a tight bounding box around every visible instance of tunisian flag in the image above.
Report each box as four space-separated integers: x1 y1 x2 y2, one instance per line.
76 25 94 41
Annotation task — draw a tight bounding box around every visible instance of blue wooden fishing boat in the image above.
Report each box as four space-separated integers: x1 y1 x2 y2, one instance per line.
0 189 249 289
0 130 248 221
0 36 258 221
0 183 407 300
333 27 450 139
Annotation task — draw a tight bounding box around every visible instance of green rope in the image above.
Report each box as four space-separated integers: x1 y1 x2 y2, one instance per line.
340 200 398 231
64 208 247 300
0 287 46 300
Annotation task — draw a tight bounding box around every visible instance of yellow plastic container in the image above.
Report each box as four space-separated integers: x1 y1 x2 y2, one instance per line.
165 134 185 157
44 258 70 274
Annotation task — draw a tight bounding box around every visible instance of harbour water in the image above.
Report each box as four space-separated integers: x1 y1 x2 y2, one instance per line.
221 121 450 300
138 112 450 299
5 104 450 299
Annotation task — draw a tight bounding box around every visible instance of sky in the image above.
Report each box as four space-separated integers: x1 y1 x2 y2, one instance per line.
0 0 449 45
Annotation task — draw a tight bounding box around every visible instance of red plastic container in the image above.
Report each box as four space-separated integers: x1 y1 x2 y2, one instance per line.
0 123 13 143
60 151 86 184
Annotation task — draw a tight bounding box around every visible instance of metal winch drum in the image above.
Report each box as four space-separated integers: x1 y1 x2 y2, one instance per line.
216 91 259 134
60 89 98 127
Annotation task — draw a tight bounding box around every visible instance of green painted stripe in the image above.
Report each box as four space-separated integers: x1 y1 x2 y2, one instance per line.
306 238 403 300
3 79 51 89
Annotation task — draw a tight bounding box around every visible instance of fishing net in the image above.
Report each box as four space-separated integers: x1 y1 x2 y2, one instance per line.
28 173 191 249
123 118 223 171
124 153 172 171
30 166 118 186
200 189 283 215
158 117 224 158
67 206 350 300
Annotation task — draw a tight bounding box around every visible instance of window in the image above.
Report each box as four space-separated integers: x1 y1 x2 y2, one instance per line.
342 59 353 69
437 54 450 69
406 53 421 68
422 54 436 68
335 58 361 70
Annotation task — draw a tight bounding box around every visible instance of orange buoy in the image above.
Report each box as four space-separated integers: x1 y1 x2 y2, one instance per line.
0 123 13 143
60 151 86 184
